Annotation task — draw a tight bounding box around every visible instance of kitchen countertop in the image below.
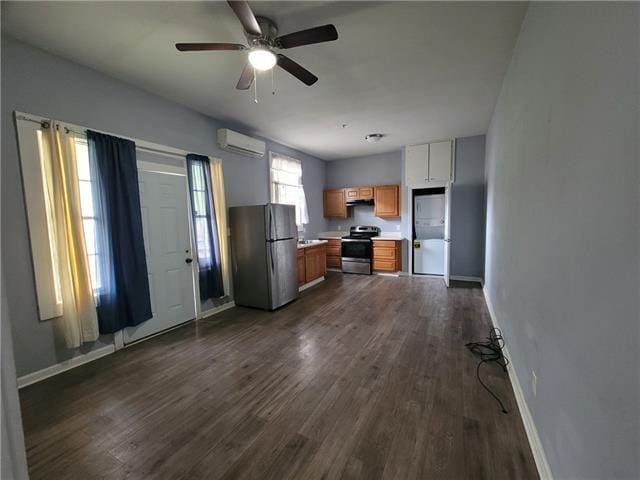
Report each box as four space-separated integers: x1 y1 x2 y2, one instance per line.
297 239 328 250
318 231 405 241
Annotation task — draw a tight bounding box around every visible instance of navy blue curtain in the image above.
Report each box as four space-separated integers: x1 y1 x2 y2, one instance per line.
186 154 224 302
87 130 152 334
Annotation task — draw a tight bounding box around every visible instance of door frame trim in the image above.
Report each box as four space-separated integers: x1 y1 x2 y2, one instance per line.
406 184 451 283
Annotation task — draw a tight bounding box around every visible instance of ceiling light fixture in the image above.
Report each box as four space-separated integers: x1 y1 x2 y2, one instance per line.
365 133 385 142
248 48 277 71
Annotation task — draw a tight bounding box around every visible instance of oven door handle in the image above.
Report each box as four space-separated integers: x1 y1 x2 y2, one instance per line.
341 238 371 242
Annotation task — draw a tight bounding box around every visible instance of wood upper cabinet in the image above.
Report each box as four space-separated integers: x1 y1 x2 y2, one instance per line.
323 189 347 218
358 187 374 199
345 187 373 201
374 185 400 217
324 184 399 218
345 188 359 201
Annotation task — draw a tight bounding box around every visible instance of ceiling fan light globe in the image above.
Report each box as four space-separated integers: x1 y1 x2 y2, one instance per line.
248 49 276 71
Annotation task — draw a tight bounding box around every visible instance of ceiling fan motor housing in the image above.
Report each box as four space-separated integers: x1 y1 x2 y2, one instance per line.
249 16 279 47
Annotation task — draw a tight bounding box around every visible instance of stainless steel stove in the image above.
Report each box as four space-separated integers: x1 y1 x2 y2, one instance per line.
341 226 380 275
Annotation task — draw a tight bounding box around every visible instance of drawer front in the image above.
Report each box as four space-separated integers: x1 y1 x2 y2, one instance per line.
304 245 325 256
373 246 396 260
373 240 398 248
327 245 341 257
326 239 342 247
373 259 397 272
297 249 304 258
327 256 341 268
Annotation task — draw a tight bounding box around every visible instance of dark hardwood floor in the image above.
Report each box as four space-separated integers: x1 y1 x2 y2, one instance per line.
19 272 538 480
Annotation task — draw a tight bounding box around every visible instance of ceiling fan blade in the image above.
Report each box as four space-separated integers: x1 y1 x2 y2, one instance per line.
236 63 254 90
227 1 262 37
277 54 318 86
276 24 338 49
176 43 246 51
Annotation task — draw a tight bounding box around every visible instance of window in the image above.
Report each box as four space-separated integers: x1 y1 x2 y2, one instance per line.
15 116 102 319
74 138 102 293
269 153 309 228
189 161 213 268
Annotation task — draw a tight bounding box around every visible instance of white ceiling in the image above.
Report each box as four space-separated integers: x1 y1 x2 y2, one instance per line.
1 1 526 160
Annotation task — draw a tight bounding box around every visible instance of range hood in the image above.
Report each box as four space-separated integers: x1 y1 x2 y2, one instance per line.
346 199 375 207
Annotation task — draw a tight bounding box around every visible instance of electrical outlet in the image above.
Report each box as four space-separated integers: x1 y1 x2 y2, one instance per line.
532 370 538 397
395 224 401 231
338 225 342 231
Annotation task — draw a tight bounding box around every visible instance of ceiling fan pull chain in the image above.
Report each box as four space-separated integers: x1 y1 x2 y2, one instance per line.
253 68 258 104
271 68 275 96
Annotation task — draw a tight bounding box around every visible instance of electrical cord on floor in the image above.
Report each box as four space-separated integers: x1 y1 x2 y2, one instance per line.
465 327 509 414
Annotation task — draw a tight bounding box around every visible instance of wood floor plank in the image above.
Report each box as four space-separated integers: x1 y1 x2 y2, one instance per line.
19 273 538 480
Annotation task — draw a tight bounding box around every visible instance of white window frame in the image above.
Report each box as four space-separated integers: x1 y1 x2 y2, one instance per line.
268 151 309 230
15 114 63 320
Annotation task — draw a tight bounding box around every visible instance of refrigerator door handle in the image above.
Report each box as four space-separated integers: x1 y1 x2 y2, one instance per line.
270 241 275 271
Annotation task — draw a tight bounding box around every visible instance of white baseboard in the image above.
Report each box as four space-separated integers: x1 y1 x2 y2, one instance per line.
197 301 236 320
451 275 484 284
17 344 115 389
482 287 553 480
299 276 324 292
18 302 236 389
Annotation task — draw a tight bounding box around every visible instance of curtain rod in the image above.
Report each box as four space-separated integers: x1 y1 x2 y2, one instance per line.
14 113 214 162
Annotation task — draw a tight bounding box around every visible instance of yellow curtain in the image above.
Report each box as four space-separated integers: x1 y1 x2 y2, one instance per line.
44 125 99 347
209 158 230 296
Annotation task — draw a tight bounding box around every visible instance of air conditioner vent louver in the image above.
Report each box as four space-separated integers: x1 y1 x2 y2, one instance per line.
217 129 265 158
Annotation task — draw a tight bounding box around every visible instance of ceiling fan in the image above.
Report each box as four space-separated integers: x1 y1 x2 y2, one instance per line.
176 1 338 90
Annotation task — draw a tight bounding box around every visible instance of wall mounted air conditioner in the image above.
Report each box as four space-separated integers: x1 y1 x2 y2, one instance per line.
217 128 266 158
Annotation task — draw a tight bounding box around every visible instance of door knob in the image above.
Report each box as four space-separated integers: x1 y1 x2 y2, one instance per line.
185 258 193 264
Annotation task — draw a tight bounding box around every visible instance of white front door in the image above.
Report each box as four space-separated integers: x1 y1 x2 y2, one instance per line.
124 170 196 344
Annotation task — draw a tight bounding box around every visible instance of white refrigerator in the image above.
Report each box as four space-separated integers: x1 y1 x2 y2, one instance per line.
413 193 446 275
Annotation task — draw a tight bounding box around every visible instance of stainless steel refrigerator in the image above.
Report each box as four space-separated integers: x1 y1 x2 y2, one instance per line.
229 204 299 310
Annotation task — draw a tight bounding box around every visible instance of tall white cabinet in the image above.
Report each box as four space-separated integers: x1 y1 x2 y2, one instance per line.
404 140 453 186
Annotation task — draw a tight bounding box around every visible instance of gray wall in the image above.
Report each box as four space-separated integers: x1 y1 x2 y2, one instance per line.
484 4 639 479
1 274 29 480
1 36 327 377
451 135 485 278
325 151 403 232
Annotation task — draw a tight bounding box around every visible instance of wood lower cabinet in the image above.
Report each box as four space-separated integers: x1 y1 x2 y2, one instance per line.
325 239 342 269
298 244 327 287
373 239 401 272
323 189 347 218
374 185 400 217
297 249 306 286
